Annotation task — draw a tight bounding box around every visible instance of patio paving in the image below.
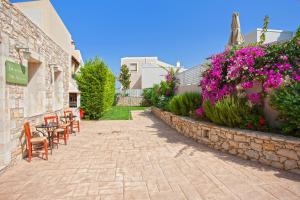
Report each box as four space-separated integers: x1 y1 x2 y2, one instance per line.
1 111 300 200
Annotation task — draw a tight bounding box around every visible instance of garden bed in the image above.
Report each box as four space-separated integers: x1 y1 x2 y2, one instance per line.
152 107 300 174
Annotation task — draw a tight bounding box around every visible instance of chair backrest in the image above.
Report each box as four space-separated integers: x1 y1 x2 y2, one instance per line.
64 110 73 123
23 122 32 145
44 115 59 125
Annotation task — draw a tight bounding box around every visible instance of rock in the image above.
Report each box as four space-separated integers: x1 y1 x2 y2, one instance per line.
263 151 279 162
234 135 247 142
284 160 298 170
259 158 271 165
221 142 229 150
239 143 249 149
229 141 239 148
277 149 298 160
229 149 237 155
210 134 219 142
245 150 259 159
263 143 275 151
250 142 262 152
271 161 284 169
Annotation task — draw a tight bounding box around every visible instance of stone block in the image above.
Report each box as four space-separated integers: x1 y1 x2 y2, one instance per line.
245 150 259 159
250 142 262 152
209 134 219 142
234 135 247 142
277 149 298 160
221 142 229 150
229 149 237 155
263 151 279 162
263 143 275 151
271 161 284 169
284 160 298 170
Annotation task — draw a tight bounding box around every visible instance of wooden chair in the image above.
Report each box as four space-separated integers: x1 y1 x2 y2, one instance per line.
24 122 48 162
44 115 69 146
64 110 80 133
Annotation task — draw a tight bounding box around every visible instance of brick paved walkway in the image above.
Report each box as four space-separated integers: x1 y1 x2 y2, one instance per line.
1 111 300 200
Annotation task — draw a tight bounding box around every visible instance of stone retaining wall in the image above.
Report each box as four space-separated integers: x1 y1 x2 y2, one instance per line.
117 97 143 106
152 107 300 174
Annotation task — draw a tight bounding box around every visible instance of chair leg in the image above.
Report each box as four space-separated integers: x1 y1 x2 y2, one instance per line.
44 141 48 160
64 130 67 145
28 144 32 162
78 122 80 132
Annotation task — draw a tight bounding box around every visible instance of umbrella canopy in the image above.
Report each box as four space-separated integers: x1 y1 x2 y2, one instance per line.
228 12 244 47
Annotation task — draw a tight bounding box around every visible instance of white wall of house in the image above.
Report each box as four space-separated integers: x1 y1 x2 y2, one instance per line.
244 28 294 44
121 57 182 90
141 64 168 89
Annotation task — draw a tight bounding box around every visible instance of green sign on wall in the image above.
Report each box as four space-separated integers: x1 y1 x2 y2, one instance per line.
5 61 28 85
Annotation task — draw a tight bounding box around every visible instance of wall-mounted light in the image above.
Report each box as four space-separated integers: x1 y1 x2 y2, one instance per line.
15 45 31 60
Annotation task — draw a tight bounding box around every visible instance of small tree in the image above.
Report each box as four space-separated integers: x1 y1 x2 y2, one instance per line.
119 64 131 95
76 57 115 119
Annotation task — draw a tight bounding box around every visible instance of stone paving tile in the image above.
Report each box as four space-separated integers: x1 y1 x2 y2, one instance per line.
0 111 300 200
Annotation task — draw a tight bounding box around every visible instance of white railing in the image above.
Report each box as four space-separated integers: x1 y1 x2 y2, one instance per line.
117 89 143 97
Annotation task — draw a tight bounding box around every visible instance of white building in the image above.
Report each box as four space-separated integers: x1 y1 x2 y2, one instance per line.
121 57 184 90
244 28 294 45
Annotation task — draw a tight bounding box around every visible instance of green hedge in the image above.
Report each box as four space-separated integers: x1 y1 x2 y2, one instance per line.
76 58 115 119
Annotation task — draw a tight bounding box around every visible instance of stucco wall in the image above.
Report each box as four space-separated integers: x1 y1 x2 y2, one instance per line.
141 63 168 89
244 29 294 45
13 0 73 55
0 0 70 168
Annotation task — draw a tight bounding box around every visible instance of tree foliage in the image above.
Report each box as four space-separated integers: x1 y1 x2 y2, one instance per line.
119 64 131 91
76 58 115 119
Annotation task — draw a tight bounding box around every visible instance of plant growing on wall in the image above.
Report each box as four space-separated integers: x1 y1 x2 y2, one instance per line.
258 15 269 45
119 64 131 95
76 57 115 119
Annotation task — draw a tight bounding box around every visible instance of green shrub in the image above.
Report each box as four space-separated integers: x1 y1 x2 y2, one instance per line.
151 84 161 106
169 95 183 115
169 92 201 116
270 82 300 136
76 58 115 119
203 100 223 125
141 88 154 106
203 96 250 127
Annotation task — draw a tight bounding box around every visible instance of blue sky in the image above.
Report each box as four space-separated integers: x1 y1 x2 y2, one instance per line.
12 0 300 75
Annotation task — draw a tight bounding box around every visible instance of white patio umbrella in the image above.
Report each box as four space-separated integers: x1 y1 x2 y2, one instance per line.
228 12 244 47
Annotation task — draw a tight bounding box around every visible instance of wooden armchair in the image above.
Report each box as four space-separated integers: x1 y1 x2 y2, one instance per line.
24 122 48 162
44 115 69 146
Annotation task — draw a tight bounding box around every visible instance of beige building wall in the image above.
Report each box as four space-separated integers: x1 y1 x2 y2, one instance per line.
0 0 71 169
13 0 73 55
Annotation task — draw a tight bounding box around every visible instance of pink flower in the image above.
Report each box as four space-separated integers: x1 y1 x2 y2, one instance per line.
280 55 288 61
195 108 205 117
241 81 254 89
247 93 261 104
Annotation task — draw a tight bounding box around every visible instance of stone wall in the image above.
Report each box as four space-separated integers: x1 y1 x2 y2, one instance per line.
117 97 143 106
152 107 300 174
0 0 70 168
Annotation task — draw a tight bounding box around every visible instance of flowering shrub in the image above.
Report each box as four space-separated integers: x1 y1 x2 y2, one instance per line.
200 27 300 104
149 67 180 111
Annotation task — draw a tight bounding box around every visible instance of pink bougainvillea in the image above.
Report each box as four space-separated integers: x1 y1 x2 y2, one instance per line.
200 44 298 104
195 107 205 117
